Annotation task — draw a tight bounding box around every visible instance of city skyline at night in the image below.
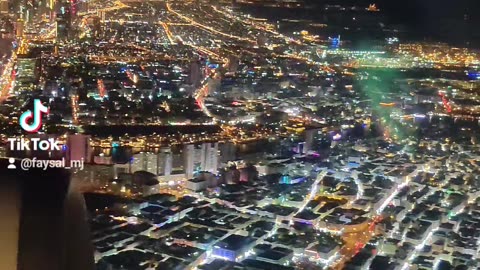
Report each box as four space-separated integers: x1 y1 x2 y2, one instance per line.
1 0 480 269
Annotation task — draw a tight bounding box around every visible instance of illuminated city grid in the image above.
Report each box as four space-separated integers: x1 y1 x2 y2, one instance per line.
1 0 480 269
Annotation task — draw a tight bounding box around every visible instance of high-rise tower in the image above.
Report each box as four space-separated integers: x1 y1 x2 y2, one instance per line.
0 0 8 15
56 0 72 42
183 143 219 179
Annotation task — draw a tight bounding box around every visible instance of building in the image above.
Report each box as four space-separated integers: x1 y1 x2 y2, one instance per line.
85 16 101 38
203 142 219 173
56 1 72 42
183 144 198 179
184 143 219 179
157 147 173 176
93 154 112 165
212 234 255 261
185 178 208 191
16 57 39 85
66 134 92 163
255 247 294 266
188 60 202 88
304 128 321 154
15 19 24 38
171 150 185 174
279 175 306 185
0 0 8 15
70 0 78 16
131 152 158 176
56 15 69 41
120 147 174 180
305 242 340 261
227 55 239 72
114 144 219 181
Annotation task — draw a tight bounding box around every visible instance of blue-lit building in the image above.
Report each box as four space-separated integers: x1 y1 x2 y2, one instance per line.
212 234 255 261
467 70 480 80
329 35 341 48
279 175 306 184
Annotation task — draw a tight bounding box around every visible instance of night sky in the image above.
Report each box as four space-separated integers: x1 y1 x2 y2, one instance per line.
237 0 480 46
312 0 480 46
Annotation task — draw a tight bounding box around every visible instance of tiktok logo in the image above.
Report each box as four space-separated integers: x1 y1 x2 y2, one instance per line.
19 99 49 133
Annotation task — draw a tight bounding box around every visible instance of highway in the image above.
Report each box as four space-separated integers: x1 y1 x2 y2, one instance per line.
0 53 16 103
159 21 175 44
78 0 129 16
166 1 256 44
165 0 337 78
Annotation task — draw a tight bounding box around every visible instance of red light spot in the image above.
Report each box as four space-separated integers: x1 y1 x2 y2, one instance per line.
439 92 452 113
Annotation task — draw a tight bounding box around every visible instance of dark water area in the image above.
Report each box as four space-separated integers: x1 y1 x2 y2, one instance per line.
82 125 222 137
236 139 275 155
236 0 480 48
